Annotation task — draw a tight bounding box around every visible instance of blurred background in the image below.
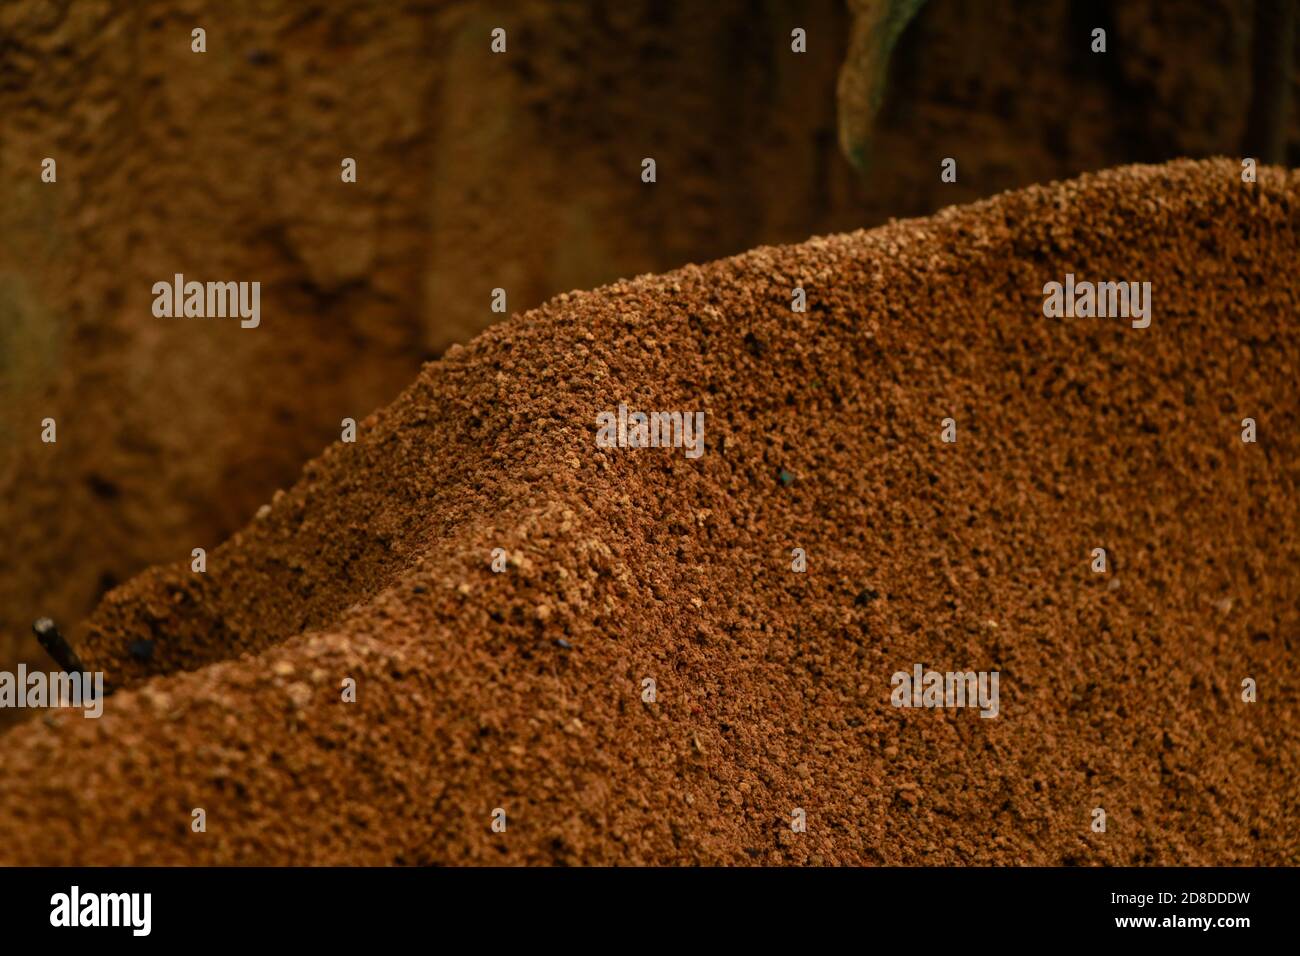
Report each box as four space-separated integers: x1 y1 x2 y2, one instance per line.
1 0 1297 728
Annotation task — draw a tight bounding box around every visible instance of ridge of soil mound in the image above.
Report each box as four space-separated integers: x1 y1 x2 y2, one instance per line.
4 0 1296 735
1 158 1296 865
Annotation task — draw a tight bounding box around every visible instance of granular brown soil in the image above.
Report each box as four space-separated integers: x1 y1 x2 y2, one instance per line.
4 0 1296 698
0 158 1296 865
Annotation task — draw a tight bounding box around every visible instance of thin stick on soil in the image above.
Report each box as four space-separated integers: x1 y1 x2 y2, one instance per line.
32 618 88 674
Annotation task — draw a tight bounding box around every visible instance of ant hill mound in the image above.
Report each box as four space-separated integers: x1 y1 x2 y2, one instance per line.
0 158 1296 865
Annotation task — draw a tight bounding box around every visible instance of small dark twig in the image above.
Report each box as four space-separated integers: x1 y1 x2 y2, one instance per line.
32 618 88 674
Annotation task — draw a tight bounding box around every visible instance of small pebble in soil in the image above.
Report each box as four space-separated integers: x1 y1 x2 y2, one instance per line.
778 468 795 486
555 638 573 650
128 639 155 662
286 682 312 709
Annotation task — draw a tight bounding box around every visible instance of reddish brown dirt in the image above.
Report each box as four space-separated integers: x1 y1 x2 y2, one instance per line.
3 0 1296 704
0 159 1295 865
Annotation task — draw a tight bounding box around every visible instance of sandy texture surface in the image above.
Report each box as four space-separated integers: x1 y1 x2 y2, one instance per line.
3 0 1294 697
0 159 1295 865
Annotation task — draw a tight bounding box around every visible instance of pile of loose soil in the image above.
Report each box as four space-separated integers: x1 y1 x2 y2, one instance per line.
4 0 1292 687
0 159 1296 865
